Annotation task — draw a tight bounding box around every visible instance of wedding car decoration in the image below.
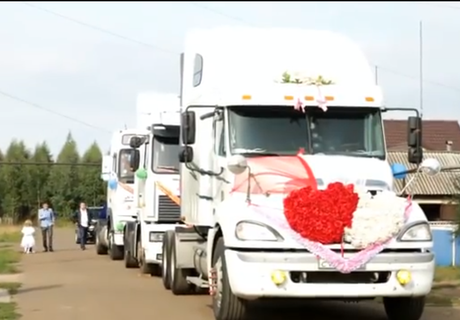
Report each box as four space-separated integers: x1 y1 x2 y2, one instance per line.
279 71 334 112
246 154 412 274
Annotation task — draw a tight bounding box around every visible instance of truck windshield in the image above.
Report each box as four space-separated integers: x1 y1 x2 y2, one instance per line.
152 136 180 173
228 106 385 159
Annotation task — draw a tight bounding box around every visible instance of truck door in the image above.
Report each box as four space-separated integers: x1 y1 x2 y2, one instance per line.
101 155 112 181
212 110 227 204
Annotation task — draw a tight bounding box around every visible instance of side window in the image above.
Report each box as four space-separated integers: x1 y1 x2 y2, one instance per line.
193 54 203 87
218 113 226 156
219 127 226 156
112 154 117 173
118 149 138 183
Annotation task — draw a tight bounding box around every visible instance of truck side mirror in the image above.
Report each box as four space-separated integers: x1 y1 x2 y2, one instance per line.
178 146 193 163
130 150 140 171
181 111 196 145
407 116 423 164
129 136 143 149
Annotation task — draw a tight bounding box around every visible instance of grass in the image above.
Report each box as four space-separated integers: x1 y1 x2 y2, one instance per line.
0 227 22 320
54 219 74 228
0 226 21 244
434 267 460 283
0 303 19 320
0 249 20 274
0 283 21 295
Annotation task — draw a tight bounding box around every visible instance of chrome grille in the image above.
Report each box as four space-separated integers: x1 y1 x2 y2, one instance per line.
158 195 181 222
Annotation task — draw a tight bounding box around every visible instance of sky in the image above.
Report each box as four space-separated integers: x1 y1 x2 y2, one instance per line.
1 1 460 156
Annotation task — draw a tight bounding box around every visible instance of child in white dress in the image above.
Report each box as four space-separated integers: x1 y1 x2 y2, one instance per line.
20 220 35 254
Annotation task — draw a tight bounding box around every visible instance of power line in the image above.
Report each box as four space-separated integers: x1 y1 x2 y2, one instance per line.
19 2 460 94
190 3 460 93
21 2 177 55
0 89 111 133
21 1 189 57
0 161 100 166
420 3 460 10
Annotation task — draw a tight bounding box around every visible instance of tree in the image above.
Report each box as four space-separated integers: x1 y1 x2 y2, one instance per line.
0 149 4 216
0 132 105 223
48 132 81 218
78 141 105 206
29 142 53 212
1 140 32 222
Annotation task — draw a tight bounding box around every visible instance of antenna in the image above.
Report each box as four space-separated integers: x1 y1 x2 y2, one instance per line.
419 20 424 118
375 65 378 85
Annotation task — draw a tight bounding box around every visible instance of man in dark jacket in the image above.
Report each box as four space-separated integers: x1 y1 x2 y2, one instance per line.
72 202 92 250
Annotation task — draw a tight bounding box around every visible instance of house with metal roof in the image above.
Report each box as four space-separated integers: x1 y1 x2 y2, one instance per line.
384 120 460 222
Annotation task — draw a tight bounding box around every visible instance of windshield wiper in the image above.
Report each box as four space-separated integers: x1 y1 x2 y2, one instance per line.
156 165 179 172
232 148 280 156
313 151 380 158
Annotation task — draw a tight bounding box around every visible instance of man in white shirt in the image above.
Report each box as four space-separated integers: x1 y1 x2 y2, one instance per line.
72 202 90 250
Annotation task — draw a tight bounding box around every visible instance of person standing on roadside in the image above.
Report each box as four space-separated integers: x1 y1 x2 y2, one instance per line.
38 202 55 252
72 202 90 251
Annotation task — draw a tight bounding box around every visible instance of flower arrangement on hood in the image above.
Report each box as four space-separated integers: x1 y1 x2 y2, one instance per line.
343 190 407 249
280 71 334 85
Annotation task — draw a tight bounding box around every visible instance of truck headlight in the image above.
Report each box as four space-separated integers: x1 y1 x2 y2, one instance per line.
398 223 432 242
149 232 164 242
235 221 282 241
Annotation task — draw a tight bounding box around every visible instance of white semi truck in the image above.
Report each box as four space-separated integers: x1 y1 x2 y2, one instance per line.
161 27 437 320
99 128 149 260
122 93 182 275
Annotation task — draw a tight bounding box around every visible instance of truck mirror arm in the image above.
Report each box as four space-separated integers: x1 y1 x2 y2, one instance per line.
185 162 224 177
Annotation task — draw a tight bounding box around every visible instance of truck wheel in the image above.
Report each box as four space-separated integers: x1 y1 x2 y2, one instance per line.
137 240 162 276
108 232 124 260
162 230 174 290
170 232 193 295
383 296 425 320
212 237 248 320
95 231 108 255
124 232 138 268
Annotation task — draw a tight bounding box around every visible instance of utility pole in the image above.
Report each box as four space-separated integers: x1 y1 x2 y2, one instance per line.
419 20 424 118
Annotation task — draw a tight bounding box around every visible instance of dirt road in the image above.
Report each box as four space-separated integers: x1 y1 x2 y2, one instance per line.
15 228 460 320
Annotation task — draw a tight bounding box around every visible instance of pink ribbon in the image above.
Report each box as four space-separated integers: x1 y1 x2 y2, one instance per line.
294 85 328 112
248 199 412 274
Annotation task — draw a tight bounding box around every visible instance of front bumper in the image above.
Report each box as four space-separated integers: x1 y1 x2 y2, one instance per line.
225 250 435 300
144 242 163 264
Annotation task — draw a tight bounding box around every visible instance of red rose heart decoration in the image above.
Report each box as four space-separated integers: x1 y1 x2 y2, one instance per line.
283 182 359 244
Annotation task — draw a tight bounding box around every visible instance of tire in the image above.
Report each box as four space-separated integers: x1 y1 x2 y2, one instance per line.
212 237 248 320
162 230 174 290
108 232 124 260
94 224 108 255
137 240 161 276
124 231 138 268
383 296 425 320
170 231 193 295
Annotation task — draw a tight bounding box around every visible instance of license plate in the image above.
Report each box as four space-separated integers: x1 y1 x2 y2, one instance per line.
318 258 335 269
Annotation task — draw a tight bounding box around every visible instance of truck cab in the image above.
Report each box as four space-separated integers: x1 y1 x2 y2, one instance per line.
122 93 182 275
99 128 149 260
161 27 434 320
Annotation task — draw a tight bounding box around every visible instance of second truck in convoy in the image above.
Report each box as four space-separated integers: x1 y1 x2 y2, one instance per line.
122 93 183 275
